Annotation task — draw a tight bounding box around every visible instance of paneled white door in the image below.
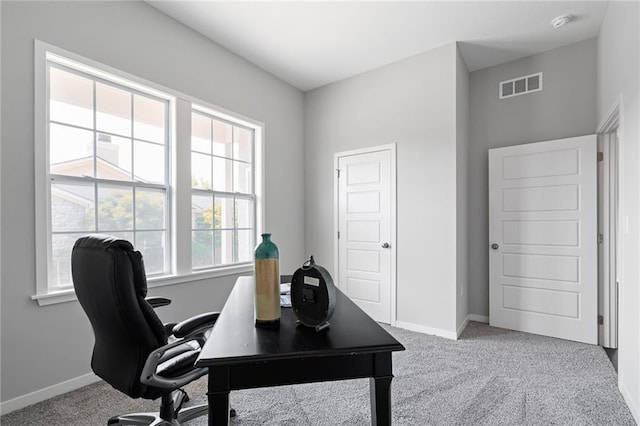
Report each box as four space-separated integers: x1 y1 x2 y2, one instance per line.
336 146 394 324
489 135 598 344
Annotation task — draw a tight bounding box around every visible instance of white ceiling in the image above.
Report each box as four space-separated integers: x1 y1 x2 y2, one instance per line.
149 1 609 92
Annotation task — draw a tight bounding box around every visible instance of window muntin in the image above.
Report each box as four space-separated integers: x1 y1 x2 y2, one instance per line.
47 62 170 291
190 111 255 269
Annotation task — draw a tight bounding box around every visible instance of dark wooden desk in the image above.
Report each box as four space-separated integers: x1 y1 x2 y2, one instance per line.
195 276 405 425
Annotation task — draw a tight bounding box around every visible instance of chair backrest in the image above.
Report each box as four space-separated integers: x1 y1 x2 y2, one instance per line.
72 234 167 399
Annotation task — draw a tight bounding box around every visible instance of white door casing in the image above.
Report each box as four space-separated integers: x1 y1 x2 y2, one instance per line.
598 131 619 348
335 145 396 324
489 135 598 344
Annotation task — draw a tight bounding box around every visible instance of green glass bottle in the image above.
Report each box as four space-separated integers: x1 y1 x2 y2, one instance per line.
254 233 280 327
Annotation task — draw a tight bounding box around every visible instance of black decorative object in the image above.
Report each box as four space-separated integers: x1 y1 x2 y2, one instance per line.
291 255 336 332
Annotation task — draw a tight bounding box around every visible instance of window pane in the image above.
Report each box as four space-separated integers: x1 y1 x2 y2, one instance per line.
192 230 213 268
236 198 253 229
212 119 232 158
134 95 165 143
96 134 132 181
236 230 253 263
212 157 233 192
134 140 165 183
234 161 252 194
215 230 233 266
192 113 211 154
233 127 253 162
49 67 93 129
192 194 214 229
136 231 165 274
51 233 86 289
191 152 212 190
51 182 95 232
215 195 234 229
96 83 131 137
97 185 133 231
49 123 94 177
136 188 165 230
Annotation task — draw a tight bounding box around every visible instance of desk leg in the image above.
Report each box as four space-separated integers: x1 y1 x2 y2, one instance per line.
370 352 393 426
208 366 230 426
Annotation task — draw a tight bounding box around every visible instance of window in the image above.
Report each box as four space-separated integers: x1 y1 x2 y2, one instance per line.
191 111 255 268
34 41 263 304
47 64 170 291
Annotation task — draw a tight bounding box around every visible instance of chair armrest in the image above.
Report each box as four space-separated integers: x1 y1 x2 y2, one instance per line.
172 312 219 338
164 322 178 338
140 337 207 390
146 297 171 308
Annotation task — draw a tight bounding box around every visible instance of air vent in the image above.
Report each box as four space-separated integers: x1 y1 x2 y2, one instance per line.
499 72 543 99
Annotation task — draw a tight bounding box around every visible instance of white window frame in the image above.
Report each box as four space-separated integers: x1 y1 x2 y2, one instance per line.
33 40 264 306
190 107 257 270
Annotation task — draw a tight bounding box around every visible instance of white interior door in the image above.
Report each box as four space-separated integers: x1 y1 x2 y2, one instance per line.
489 135 598 344
336 146 394 324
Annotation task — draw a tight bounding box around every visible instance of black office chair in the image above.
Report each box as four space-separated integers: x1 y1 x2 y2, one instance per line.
72 234 227 425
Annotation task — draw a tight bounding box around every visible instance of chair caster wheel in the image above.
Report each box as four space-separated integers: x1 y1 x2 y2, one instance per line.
230 408 237 418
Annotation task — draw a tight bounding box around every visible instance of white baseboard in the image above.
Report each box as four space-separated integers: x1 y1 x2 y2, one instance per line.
456 316 469 338
395 320 457 340
619 380 640 424
0 372 100 415
468 314 489 323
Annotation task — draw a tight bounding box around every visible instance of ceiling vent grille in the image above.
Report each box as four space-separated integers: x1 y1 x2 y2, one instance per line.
499 72 543 99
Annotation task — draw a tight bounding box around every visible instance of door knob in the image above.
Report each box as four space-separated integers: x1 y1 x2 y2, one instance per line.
381 242 390 249
491 243 499 250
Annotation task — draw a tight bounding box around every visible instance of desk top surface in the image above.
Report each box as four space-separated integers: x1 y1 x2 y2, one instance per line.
196 276 404 367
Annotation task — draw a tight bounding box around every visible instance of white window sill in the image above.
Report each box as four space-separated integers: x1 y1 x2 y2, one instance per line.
31 263 253 306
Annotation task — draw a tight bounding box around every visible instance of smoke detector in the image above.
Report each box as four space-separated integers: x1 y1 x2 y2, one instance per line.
551 15 572 28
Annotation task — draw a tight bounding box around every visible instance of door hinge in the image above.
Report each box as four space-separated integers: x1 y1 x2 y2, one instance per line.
598 233 603 244
336 169 341 178
337 231 340 239
598 314 604 325
598 152 604 162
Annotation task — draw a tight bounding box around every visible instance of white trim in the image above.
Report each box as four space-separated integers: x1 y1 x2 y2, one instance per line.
395 320 457 340
32 264 252 306
173 98 192 276
34 39 50 302
468 314 490 323
598 131 620 348
597 96 621 133
597 97 623 349
456 315 469 338
0 372 100 415
389 145 397 327
619 380 640 424
334 143 397 326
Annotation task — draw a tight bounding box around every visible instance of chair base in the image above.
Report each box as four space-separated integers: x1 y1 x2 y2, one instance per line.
107 403 208 425
107 405 236 426
106 390 236 426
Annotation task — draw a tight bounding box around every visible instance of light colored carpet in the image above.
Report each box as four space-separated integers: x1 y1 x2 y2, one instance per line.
1 322 635 425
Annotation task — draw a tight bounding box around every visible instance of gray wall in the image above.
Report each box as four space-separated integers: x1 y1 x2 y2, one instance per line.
0 1 304 403
304 43 460 334
597 2 640 420
467 39 597 318
455 46 469 332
